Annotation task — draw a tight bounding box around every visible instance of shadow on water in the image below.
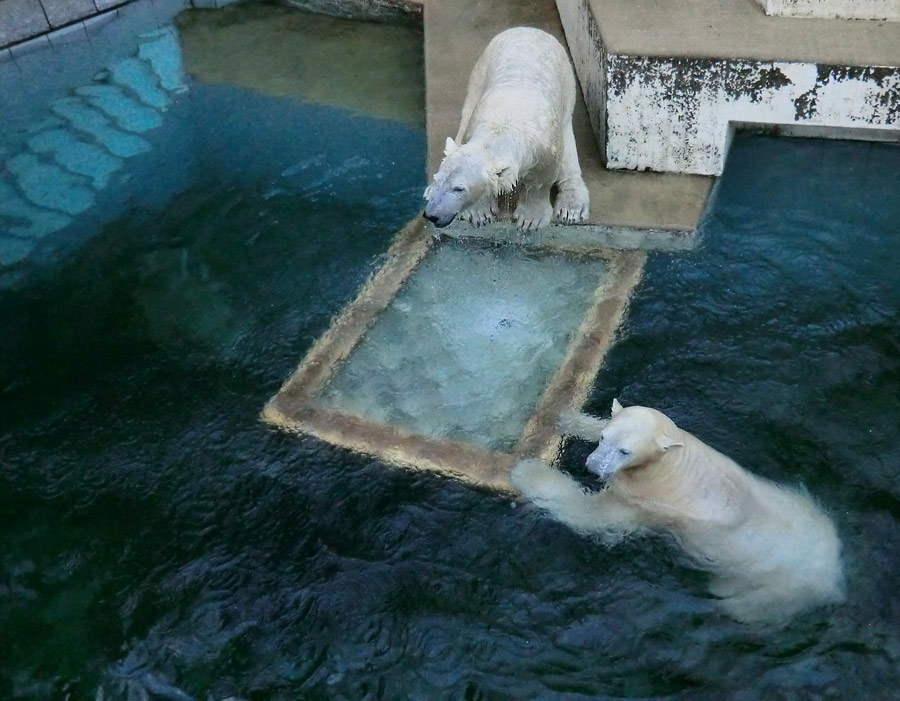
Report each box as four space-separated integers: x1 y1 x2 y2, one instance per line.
2 3 900 698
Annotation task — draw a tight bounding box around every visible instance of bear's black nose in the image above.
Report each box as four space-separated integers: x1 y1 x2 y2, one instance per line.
423 211 440 224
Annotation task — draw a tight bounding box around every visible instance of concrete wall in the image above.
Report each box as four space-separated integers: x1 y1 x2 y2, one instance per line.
606 58 899 175
754 0 899 21
557 0 900 175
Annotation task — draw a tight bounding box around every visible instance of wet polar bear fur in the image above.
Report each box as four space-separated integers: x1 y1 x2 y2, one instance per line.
511 400 845 625
423 27 590 230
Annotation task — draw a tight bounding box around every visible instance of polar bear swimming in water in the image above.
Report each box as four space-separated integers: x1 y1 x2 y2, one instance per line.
511 400 845 624
423 27 590 231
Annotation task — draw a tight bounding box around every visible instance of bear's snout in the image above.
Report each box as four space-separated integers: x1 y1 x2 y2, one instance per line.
586 446 619 481
423 208 456 228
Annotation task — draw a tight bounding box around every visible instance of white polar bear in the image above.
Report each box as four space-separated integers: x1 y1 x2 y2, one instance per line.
423 27 590 231
510 400 846 625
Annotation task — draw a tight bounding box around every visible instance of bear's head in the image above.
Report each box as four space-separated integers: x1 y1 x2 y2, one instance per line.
423 137 515 227
585 399 683 480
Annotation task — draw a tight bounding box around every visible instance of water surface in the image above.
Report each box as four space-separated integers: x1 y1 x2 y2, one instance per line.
2 4 900 699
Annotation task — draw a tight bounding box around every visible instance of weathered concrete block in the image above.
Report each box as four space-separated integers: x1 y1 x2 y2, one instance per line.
556 0 900 175
606 58 899 174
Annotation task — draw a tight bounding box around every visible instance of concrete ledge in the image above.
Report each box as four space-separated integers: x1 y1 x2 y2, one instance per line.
558 0 900 175
424 0 713 235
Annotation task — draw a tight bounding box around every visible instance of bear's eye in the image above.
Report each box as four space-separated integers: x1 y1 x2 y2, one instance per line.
619 448 631 457
451 185 466 193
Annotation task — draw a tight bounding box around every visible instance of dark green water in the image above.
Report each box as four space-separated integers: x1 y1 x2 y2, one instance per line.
2 12 900 700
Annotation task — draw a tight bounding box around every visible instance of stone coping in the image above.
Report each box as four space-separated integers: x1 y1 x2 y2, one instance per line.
1 0 141 50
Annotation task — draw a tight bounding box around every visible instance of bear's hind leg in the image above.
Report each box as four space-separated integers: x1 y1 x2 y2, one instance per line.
558 410 607 441
513 184 553 231
553 123 590 224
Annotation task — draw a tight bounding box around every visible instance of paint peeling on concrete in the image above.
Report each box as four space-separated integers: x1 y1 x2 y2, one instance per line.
755 0 899 22
605 56 899 174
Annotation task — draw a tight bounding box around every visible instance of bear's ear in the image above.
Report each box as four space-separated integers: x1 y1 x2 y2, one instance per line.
657 436 683 452
611 398 624 415
443 137 458 157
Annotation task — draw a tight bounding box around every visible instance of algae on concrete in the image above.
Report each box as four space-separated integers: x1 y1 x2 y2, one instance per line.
177 4 425 128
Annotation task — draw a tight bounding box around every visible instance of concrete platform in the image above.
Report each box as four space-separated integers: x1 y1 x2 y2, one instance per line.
423 0 714 236
558 0 900 174
264 219 645 491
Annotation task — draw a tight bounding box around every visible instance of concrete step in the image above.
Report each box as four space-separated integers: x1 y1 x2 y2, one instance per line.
138 26 188 94
49 97 152 158
27 128 123 189
74 84 164 133
109 57 173 110
0 180 73 240
5 153 94 215
424 0 712 237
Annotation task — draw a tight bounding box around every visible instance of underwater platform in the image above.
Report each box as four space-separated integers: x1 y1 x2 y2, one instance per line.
263 220 644 491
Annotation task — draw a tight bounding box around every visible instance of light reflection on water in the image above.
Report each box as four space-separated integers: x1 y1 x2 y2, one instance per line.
1 3 900 699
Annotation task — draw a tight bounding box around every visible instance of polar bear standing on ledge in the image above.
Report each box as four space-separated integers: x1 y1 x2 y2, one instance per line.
423 27 590 231
511 400 846 625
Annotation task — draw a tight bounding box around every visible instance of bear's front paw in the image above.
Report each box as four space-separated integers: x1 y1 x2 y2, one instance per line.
553 184 590 224
464 207 496 228
513 201 553 231
462 196 498 228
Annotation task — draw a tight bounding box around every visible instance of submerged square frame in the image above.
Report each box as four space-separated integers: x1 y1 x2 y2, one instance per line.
263 219 645 492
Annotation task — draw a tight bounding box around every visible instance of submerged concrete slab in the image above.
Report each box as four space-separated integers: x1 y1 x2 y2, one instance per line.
264 219 645 491
558 0 900 174
424 0 713 235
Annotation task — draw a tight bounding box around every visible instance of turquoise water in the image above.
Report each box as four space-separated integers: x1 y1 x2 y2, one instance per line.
3 6 900 699
318 240 611 451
